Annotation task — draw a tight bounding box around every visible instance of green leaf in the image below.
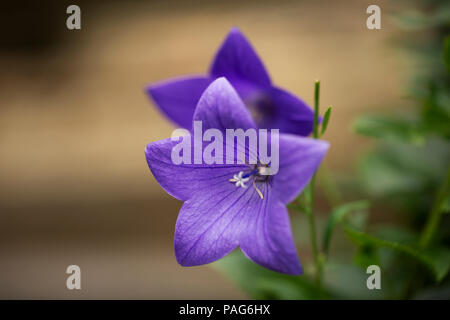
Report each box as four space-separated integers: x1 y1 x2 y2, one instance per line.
443 195 450 214
425 248 450 282
344 228 450 282
323 200 370 257
213 251 328 299
354 243 379 268
359 139 450 200
373 226 418 245
353 115 424 145
320 106 332 136
444 36 450 73
394 5 450 31
422 82 450 138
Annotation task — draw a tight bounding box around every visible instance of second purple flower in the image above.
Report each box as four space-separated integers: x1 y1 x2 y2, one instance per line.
146 27 315 136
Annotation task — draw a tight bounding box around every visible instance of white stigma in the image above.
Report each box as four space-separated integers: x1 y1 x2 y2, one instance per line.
229 171 249 188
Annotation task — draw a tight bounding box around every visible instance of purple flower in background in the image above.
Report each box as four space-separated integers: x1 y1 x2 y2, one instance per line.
145 78 328 274
147 27 315 136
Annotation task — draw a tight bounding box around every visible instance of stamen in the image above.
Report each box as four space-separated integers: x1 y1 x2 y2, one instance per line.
253 180 264 200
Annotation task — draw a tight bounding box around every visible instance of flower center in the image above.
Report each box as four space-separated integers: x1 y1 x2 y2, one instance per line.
245 94 275 127
229 163 270 200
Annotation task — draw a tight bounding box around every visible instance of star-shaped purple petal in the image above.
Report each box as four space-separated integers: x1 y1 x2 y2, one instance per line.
145 78 328 274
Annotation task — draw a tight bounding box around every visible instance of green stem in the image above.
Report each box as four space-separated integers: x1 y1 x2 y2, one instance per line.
307 80 323 287
313 81 320 139
307 174 323 287
419 166 450 249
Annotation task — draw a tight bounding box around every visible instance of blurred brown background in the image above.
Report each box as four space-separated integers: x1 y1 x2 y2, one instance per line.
0 0 412 298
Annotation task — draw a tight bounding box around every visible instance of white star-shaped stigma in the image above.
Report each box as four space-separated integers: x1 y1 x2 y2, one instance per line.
229 171 249 188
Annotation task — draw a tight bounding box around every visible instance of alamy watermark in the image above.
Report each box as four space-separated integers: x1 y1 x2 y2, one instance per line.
366 5 381 30
66 5 81 30
66 265 81 290
170 121 279 175
366 265 381 290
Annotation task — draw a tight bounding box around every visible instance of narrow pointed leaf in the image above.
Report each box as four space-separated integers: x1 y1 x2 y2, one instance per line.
344 227 450 282
323 200 370 257
320 106 332 136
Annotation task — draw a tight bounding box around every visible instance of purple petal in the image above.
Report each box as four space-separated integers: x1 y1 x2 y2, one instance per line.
145 137 245 201
240 186 302 275
274 135 329 204
193 77 257 131
146 76 212 129
210 27 271 88
267 86 316 136
175 182 259 266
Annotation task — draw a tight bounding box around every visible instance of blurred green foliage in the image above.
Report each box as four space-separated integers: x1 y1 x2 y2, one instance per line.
351 0 450 299
215 0 450 299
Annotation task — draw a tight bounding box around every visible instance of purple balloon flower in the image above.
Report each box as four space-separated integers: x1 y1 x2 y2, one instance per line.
145 78 328 275
147 27 315 136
